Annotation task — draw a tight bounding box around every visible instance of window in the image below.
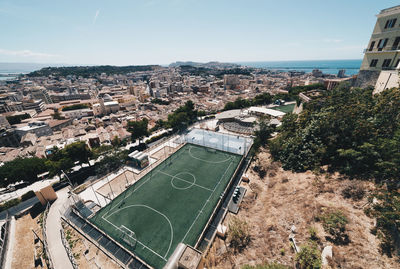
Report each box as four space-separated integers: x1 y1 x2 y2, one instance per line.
377 38 388 51
382 59 391 68
392 37 400 50
370 59 378 67
396 59 400 68
369 41 375 51
384 18 397 29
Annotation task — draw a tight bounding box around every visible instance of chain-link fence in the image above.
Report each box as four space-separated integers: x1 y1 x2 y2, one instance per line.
0 212 10 268
60 228 78 269
60 197 150 269
42 202 54 269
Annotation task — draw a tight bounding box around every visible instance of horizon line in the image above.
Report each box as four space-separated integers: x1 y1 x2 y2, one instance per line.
0 58 363 68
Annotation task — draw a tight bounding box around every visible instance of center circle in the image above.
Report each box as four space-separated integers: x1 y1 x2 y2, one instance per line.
171 172 196 190
209 137 219 143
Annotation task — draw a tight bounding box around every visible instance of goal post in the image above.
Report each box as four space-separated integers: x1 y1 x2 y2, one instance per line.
119 225 137 248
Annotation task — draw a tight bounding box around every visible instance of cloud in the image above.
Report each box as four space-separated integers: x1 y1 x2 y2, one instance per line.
0 48 59 58
93 9 100 25
323 38 343 43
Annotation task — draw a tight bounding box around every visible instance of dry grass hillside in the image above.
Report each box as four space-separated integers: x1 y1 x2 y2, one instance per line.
205 149 399 269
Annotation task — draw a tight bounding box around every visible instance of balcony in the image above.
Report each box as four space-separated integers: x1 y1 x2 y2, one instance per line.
364 46 400 53
382 66 397 70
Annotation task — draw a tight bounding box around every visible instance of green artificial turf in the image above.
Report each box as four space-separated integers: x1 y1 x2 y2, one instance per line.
90 143 242 268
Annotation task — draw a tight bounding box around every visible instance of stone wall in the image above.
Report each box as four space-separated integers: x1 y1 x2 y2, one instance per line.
354 70 381 89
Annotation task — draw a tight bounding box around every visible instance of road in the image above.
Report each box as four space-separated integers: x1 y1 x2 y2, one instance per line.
46 187 74 269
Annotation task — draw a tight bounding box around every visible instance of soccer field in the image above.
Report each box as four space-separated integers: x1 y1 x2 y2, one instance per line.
90 143 242 268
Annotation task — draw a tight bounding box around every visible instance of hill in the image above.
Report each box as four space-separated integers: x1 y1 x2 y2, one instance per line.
169 61 240 69
27 65 161 78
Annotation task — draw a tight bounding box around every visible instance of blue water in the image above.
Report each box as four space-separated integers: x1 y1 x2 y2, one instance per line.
238 59 362 76
0 62 53 81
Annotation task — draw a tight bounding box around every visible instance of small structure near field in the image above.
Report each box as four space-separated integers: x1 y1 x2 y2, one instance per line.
127 150 149 168
165 243 203 269
36 185 57 205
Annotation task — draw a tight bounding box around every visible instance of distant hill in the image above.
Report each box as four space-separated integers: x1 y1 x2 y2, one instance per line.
169 61 240 69
27 65 162 78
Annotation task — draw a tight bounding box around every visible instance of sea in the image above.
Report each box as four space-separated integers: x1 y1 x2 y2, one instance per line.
238 59 362 76
0 60 363 81
0 62 52 81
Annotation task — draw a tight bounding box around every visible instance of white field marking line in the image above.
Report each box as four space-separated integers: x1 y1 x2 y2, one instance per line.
101 215 168 261
103 169 155 215
156 170 213 192
188 146 233 164
169 172 196 190
181 161 233 243
106 204 174 259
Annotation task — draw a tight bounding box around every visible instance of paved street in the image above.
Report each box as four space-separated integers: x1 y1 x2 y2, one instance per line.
46 187 73 269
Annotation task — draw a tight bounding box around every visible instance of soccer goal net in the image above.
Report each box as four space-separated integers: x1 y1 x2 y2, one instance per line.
120 225 137 248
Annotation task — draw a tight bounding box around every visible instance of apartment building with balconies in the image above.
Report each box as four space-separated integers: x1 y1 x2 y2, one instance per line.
357 5 400 88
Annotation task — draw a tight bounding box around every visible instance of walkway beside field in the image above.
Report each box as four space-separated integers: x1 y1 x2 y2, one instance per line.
46 187 74 269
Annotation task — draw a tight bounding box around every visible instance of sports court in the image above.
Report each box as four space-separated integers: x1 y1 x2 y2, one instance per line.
90 142 243 268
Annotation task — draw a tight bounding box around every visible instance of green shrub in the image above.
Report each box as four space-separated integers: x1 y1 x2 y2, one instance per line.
296 242 321 269
228 217 251 253
21 190 36 201
0 198 21 212
341 181 365 201
308 226 319 241
318 210 349 244
61 103 89 111
145 131 171 145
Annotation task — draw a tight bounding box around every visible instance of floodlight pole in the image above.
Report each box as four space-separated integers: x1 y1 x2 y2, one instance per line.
91 183 101 206
222 134 224 152
228 134 230 153
61 170 73 187
203 128 205 148
62 170 78 204
123 169 129 185
106 176 115 199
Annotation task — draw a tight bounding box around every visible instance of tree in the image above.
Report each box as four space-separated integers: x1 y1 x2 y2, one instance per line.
0 157 47 187
269 87 400 178
368 188 400 257
168 111 189 131
45 142 93 177
64 141 93 166
6 113 30 125
111 136 121 147
61 103 89 111
52 110 65 120
45 157 74 178
253 118 276 151
128 119 149 142
166 100 199 131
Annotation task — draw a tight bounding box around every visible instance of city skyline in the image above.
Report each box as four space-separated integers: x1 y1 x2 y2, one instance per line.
0 0 399 65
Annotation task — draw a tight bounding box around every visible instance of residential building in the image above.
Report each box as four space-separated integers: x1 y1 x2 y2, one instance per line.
357 5 400 88
93 98 120 116
15 121 53 139
31 87 53 104
0 128 20 147
22 99 45 113
62 108 93 119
